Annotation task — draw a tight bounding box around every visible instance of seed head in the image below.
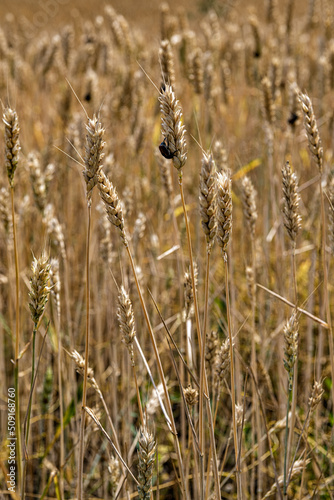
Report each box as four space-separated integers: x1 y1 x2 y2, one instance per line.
3 107 20 187
184 384 199 406
216 172 232 255
29 253 51 325
199 153 217 250
83 116 105 205
281 161 302 243
215 337 232 384
97 169 127 247
117 286 136 366
159 39 175 89
184 262 198 319
159 84 187 171
137 426 156 500
241 176 257 239
308 380 324 412
299 91 323 172
283 312 299 388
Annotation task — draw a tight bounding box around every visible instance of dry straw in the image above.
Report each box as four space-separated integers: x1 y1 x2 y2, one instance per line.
329 173 334 254
69 349 101 397
263 459 310 499
156 151 173 205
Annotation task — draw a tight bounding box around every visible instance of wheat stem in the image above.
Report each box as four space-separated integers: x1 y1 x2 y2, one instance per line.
78 206 91 500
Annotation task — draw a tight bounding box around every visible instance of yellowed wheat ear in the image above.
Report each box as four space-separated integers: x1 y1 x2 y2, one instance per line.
184 384 198 406
283 312 299 388
216 171 232 255
184 262 198 320
159 84 187 172
83 115 105 205
199 153 217 251
308 380 324 412
298 91 323 173
241 176 257 240
29 253 51 326
117 286 136 366
3 107 20 188
137 426 156 500
281 161 301 243
215 336 232 385
159 39 175 89
97 169 128 247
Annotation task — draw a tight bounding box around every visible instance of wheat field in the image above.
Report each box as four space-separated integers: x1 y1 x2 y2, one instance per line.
0 1 334 499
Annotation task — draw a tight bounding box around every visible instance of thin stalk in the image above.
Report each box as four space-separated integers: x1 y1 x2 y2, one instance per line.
283 389 292 498
224 253 240 498
10 186 22 492
199 248 210 500
25 325 37 445
22 323 50 500
319 181 334 429
132 365 144 426
178 175 202 351
125 244 189 499
170 188 186 458
78 206 91 500
179 176 221 499
250 238 261 499
99 393 121 453
286 244 298 487
53 291 64 499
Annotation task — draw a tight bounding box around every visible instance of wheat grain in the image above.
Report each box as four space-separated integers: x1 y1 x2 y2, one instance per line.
199 153 217 250
216 171 232 254
3 107 20 187
241 176 257 239
299 91 323 172
117 286 136 366
137 426 156 500
281 161 301 243
159 84 187 171
28 253 51 325
83 115 105 205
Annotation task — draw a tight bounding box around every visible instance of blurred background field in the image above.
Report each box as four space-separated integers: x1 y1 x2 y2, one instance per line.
0 0 334 499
